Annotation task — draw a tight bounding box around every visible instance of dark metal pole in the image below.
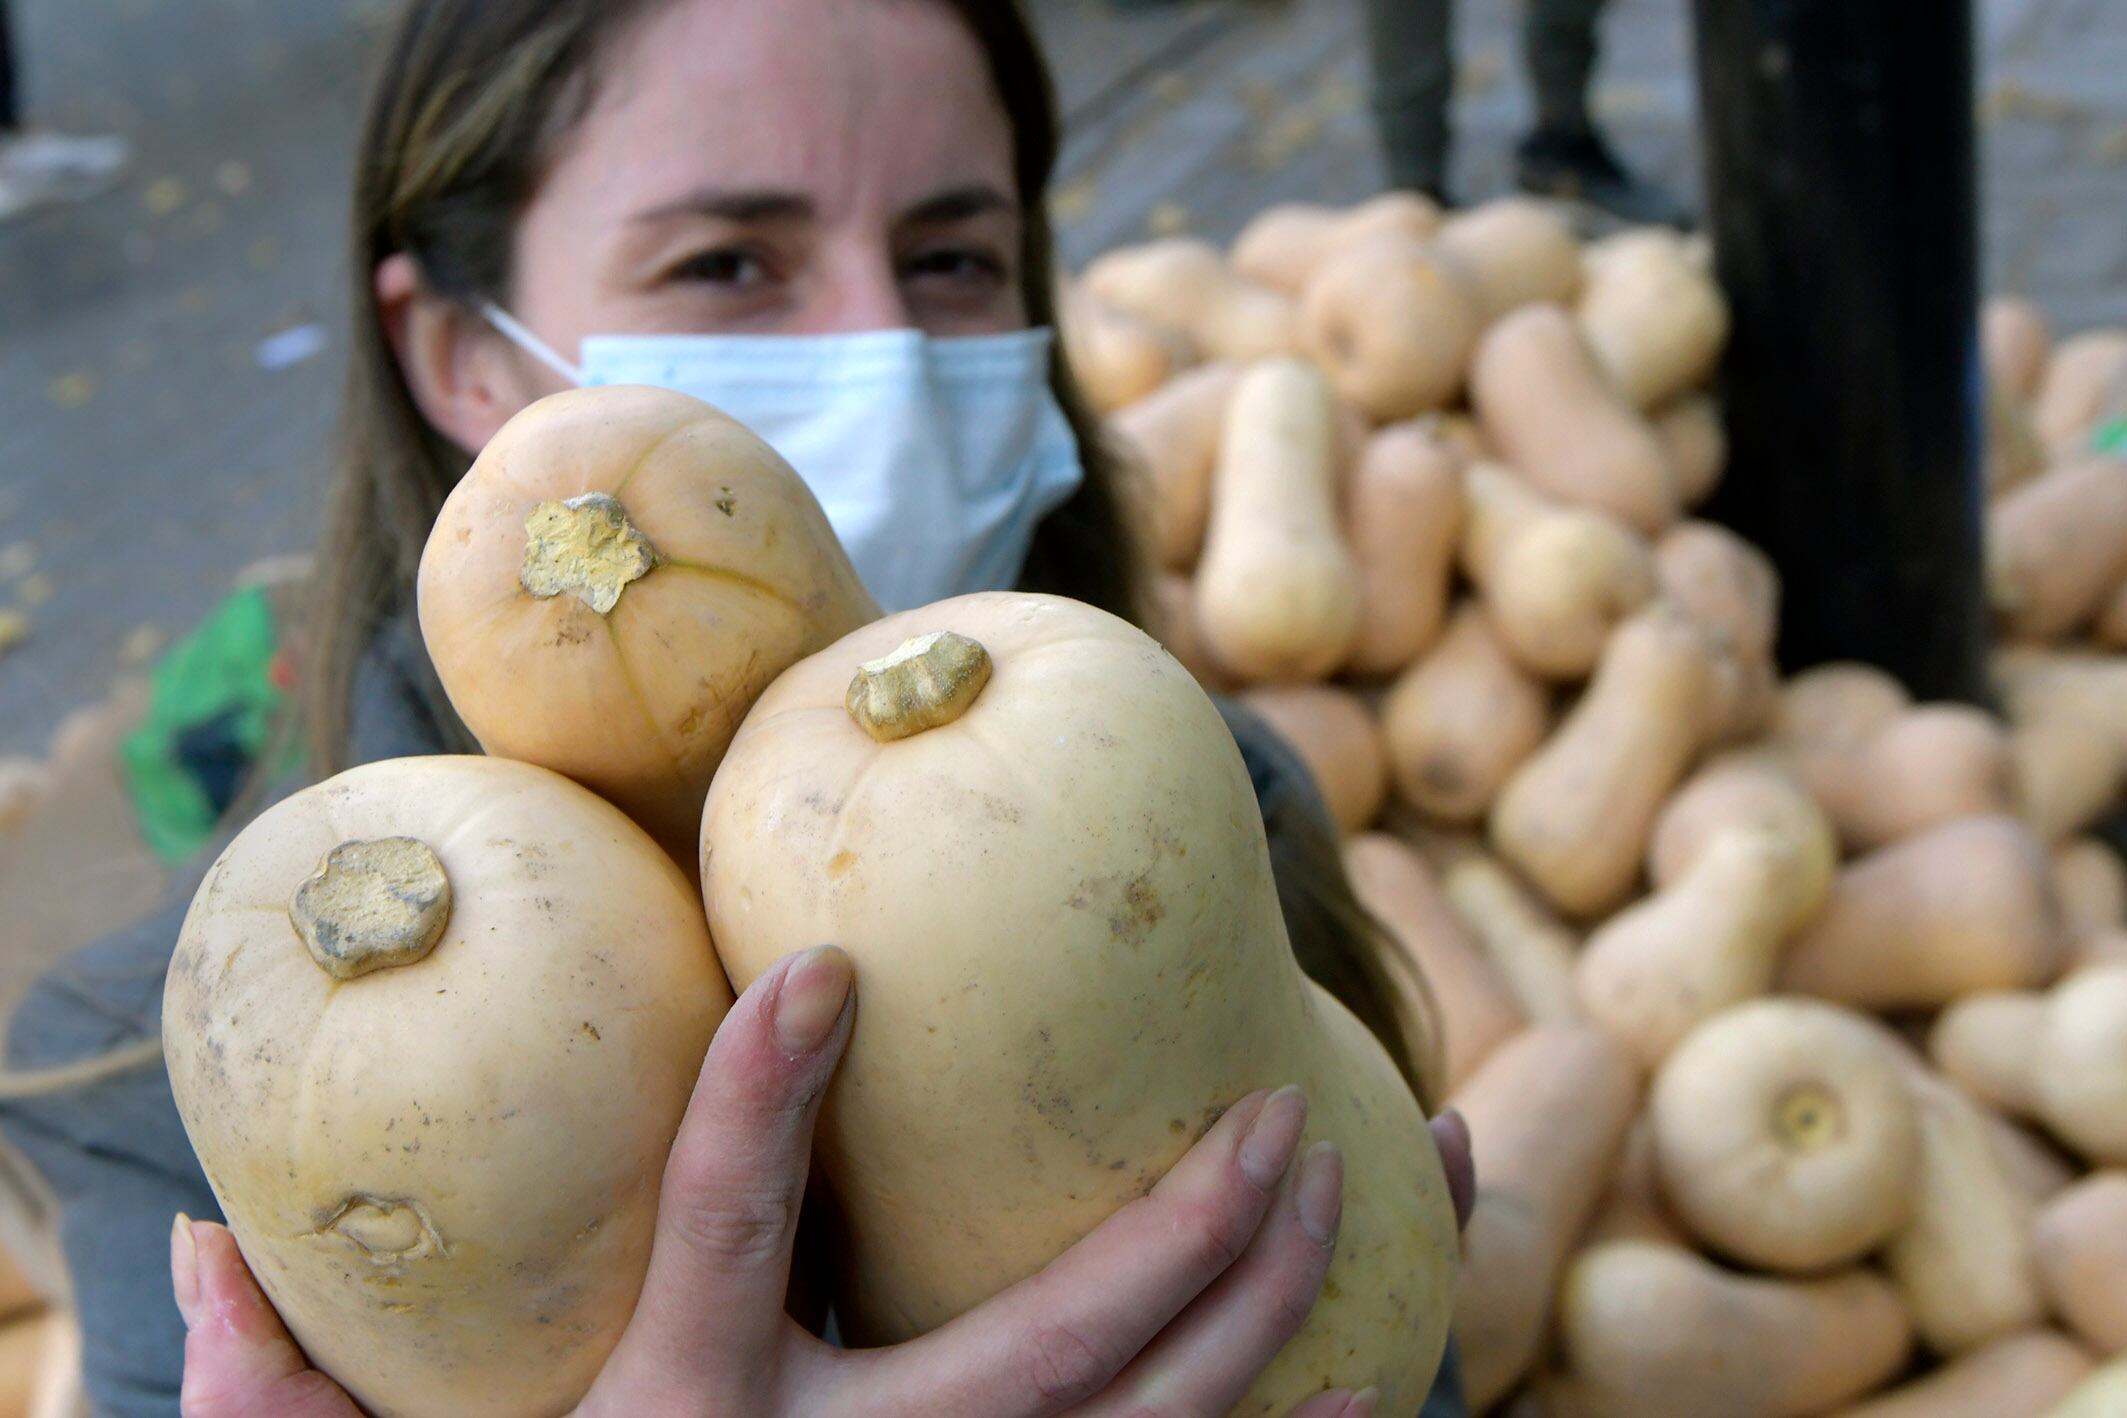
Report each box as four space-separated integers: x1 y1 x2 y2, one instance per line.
1690 0 1989 703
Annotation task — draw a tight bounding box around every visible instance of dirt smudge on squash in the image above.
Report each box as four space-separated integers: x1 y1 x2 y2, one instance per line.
1065 869 1166 947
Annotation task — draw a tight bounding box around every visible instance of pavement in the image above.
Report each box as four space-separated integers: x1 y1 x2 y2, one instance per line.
1 0 2124 760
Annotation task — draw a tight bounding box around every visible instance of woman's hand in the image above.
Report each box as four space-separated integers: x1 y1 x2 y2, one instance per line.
176 946 1470 1418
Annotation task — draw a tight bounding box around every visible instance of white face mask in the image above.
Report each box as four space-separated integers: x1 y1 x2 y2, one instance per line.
482 306 1086 614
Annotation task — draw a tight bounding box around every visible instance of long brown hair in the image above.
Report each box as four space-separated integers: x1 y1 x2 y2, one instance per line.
306 0 1440 1107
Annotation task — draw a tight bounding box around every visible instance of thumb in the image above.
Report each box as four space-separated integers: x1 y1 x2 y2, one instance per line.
173 1217 363 1418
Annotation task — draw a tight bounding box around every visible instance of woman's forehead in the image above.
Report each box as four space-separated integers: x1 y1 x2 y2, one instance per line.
563 0 1017 218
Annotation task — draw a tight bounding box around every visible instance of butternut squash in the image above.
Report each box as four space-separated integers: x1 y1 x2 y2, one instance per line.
1997 651 2127 838
1343 423 1464 676
1080 237 1296 362
417 386 877 857
162 756 733 1418
1449 1027 1641 1411
0 1247 36 1326
1107 360 1244 571
1703 648 1781 747
1381 602 1551 825
1240 685 1389 834
1654 520 1778 666
1831 1331 2093 1418
1984 1109 2081 1206
1932 991 2048 1116
1429 838 1582 1025
1297 236 1485 419
1491 603 1718 917
0 760 48 834
1343 833 1524 1088
2053 838 2127 946
1230 192 1443 294
1987 456 2127 642
1057 282 1196 414
1985 377 2050 496
26 1307 76 1418
1804 706 2018 854
1433 411 1494 464
1469 303 1679 535
2033 329 2127 455
2034 1172 2127 1355
2009 714 2127 844
2080 928 2127 968
1148 571 1234 693
1432 197 1582 320
1651 393 1727 509
1882 1066 2047 1354
1775 661 1911 750
1583 1114 1690 1248
1778 816 2068 1008
1648 749 1838 926
1578 829 1817 1066
0 1312 57 1418
1194 358 1362 681
2043 1354 2127 1418
1995 645 2127 753
1928 965 2127 1164
1552 1240 1914 1418
1579 227 1689 286
1576 241 1732 409
699 593 1460 1417
2096 576 2127 649
1983 296 2052 401
1457 463 1657 680
1651 998 1921 1272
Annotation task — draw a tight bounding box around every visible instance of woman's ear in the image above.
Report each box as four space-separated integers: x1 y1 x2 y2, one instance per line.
374 253 541 454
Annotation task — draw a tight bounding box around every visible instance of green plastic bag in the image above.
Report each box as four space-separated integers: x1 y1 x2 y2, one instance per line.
120 585 301 863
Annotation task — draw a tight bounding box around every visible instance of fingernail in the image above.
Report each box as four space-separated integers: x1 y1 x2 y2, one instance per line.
1298 1141 1344 1246
774 946 852 1054
170 1213 200 1329
1239 1085 1307 1189
1348 1387 1380 1418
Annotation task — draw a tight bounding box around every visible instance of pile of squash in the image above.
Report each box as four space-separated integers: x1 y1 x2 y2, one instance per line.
1065 195 2127 1417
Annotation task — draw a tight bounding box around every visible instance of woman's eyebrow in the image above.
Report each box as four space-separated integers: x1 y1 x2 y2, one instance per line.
631 188 816 225
899 183 1016 227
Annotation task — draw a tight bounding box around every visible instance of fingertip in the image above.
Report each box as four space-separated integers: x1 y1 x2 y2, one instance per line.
1432 1107 1477 1232
1237 1085 1308 1190
772 945 854 1055
1296 1141 1344 1248
189 1223 277 1341
171 1213 200 1329
1348 1385 1380 1418
1436 1106 1470 1154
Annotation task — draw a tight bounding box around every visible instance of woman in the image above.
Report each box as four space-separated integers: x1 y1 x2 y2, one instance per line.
1 2 1473 1414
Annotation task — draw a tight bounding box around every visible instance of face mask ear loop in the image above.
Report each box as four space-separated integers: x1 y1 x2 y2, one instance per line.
479 301 585 386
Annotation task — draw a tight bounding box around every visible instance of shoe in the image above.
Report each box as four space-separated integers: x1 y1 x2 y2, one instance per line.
1515 126 1690 228
0 130 133 223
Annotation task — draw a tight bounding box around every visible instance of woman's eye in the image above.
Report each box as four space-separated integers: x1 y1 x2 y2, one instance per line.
672 247 769 287
904 246 1007 286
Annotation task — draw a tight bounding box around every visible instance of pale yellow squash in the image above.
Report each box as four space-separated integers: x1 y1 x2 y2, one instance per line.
163 756 731 1418
699 593 1459 1417
1651 998 1921 1274
1550 1240 1913 1418
417 386 877 857
1194 359 1363 681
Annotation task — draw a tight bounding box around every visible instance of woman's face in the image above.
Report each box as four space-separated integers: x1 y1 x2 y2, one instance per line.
396 0 1028 446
